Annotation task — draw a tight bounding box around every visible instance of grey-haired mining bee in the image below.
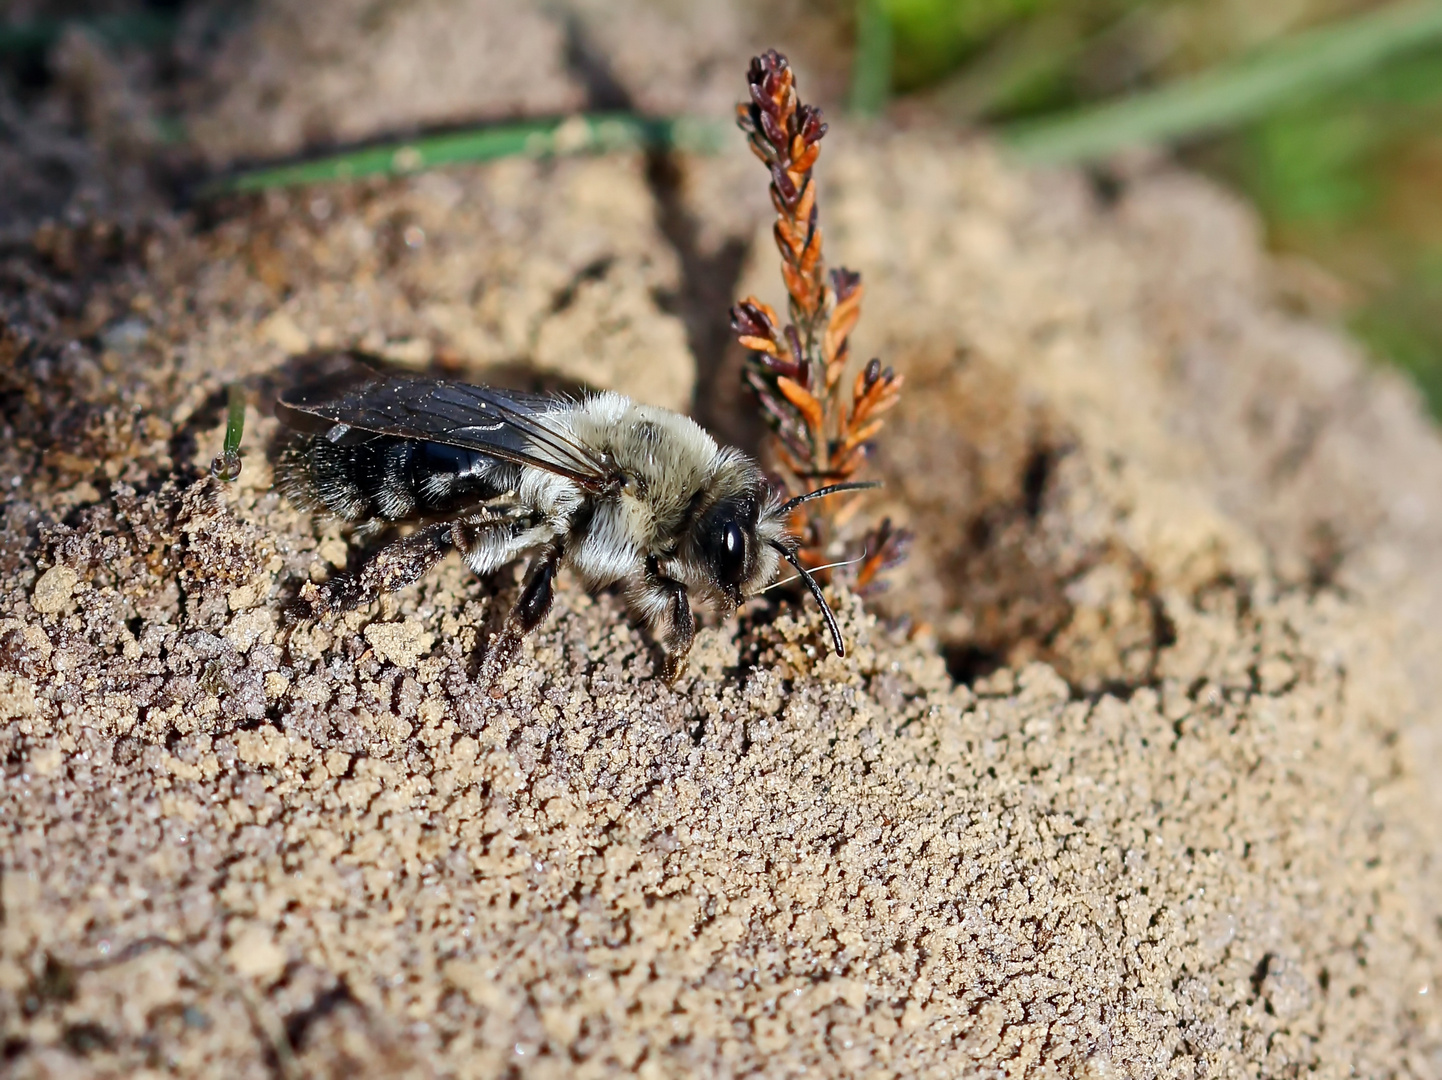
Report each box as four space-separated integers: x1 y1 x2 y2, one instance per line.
276 364 872 680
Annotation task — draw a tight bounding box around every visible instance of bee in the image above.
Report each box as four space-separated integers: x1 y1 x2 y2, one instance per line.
275 362 873 680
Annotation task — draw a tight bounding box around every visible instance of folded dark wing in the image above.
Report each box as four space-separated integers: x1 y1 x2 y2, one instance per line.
278 375 615 490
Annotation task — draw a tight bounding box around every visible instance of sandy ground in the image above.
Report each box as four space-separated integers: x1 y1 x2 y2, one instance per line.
2 2 1441 1077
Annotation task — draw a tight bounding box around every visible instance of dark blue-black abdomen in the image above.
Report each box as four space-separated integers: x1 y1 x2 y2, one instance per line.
278 433 519 524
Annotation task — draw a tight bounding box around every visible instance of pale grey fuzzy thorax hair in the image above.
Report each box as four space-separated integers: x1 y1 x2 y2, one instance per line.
560 393 733 530
534 393 787 600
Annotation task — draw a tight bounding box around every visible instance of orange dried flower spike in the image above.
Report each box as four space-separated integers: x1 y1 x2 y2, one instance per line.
730 50 910 591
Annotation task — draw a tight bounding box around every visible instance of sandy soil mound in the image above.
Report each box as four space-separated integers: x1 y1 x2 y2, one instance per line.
2 3 1440 1077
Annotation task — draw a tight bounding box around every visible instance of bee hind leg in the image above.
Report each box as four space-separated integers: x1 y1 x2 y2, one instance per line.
294 521 455 620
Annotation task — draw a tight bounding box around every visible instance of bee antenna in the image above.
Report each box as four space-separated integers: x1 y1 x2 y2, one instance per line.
777 481 880 517
767 540 846 658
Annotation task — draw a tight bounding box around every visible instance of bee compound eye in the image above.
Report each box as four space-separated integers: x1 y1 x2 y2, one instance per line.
721 521 747 582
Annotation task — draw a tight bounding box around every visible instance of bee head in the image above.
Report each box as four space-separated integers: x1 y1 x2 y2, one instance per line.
680 454 785 611
693 492 783 609
685 454 879 658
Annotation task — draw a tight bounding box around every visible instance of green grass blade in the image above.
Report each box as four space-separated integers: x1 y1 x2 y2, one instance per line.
211 385 245 483
850 0 895 117
199 114 727 197
1003 0 1442 165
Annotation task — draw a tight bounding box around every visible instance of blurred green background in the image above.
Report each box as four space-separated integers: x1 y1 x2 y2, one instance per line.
856 0 1442 414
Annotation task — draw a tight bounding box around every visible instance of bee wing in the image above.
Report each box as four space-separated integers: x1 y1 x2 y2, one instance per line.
278 374 617 491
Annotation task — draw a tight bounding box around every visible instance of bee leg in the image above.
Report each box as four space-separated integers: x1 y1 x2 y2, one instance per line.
295 521 453 619
511 541 564 636
658 588 695 684
637 558 694 683
483 541 565 684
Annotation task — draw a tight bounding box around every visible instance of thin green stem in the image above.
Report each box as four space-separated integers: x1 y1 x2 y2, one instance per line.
211 385 245 483
198 115 726 197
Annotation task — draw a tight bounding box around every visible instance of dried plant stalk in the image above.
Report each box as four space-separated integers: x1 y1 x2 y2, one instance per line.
730 49 910 591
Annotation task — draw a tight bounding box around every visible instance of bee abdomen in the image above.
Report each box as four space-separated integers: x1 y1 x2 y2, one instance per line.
278 434 517 524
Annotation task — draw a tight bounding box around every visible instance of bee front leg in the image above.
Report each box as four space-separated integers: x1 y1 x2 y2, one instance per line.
659 586 696 684
634 557 694 683
295 520 454 619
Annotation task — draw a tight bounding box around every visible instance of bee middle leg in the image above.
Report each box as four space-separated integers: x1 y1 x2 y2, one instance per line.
295 521 455 619
510 541 564 636
483 541 564 679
